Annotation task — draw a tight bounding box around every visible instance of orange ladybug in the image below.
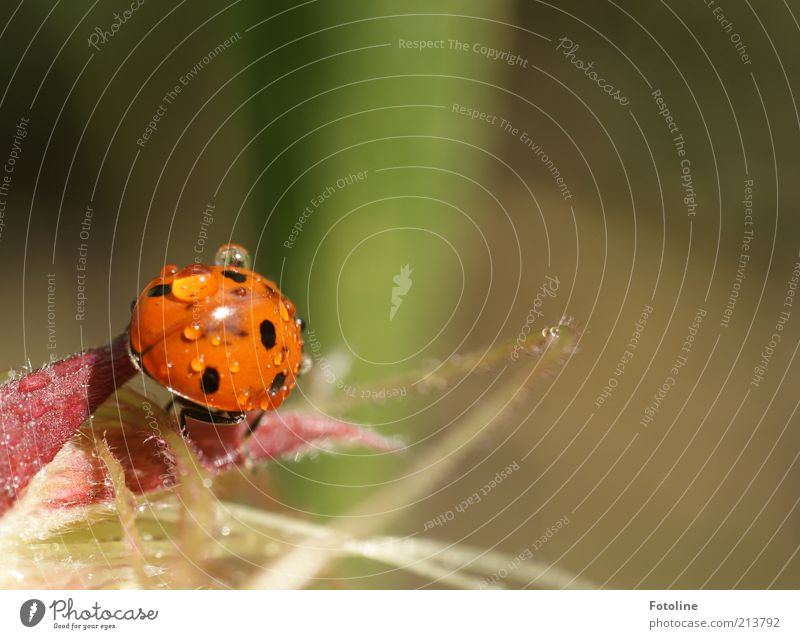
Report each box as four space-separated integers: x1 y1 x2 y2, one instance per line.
129 244 304 415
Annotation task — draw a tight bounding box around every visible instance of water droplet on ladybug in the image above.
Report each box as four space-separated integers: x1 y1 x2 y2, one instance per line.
190 355 205 372
259 396 271 411
233 287 247 297
160 264 179 277
237 389 250 405
210 335 222 346
215 243 251 270
172 265 218 301
273 352 284 366
280 303 290 322
229 359 240 373
183 323 202 340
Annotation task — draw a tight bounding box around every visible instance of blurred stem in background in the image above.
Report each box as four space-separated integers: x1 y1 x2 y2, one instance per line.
243 0 517 514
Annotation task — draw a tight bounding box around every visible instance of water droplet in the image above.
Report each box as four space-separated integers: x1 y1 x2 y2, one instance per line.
171 265 218 301
273 352 283 366
229 359 240 373
279 303 290 322
545 325 561 338
233 287 247 297
259 396 271 411
214 243 251 269
160 264 179 277
183 323 202 340
210 335 222 346
220 526 231 537
190 355 205 372
202 478 213 488
237 389 251 406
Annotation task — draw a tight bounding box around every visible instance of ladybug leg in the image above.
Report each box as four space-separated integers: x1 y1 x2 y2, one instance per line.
163 396 178 413
246 410 265 435
162 396 184 434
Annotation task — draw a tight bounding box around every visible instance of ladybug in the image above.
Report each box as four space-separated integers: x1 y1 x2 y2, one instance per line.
128 244 305 420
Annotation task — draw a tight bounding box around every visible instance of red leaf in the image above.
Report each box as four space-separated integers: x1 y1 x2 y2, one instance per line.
243 411 402 464
184 411 401 471
184 418 249 471
0 332 136 515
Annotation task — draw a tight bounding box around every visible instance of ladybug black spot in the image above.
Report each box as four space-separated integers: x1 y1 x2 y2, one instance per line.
270 372 286 395
146 283 171 297
260 319 276 349
222 269 247 284
200 367 220 394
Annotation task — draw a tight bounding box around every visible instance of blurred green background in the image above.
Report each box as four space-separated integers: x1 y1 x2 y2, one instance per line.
0 0 798 588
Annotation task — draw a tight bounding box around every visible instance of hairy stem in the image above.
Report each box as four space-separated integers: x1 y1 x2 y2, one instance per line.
247 321 580 589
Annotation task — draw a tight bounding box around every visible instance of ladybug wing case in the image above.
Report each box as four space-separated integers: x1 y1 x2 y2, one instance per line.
129 263 303 413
